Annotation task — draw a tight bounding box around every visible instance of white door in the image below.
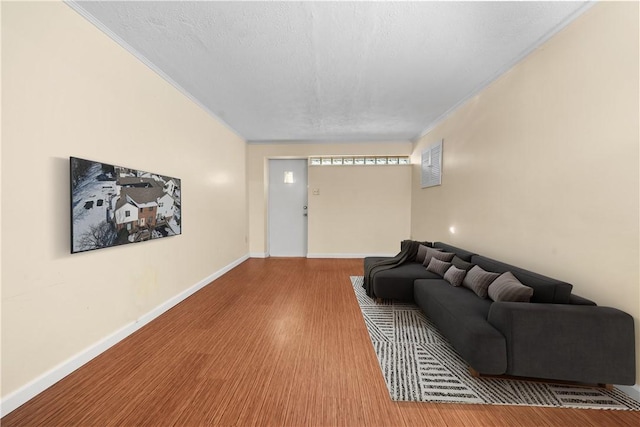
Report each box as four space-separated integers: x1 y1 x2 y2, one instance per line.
268 159 308 257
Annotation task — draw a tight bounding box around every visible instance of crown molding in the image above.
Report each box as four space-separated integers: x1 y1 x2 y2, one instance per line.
412 1 597 143
64 1 245 142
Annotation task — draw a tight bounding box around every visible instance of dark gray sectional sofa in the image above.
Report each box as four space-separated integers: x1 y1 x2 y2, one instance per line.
364 241 636 386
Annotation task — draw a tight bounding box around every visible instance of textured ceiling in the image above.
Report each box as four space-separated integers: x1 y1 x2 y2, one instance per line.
69 1 592 143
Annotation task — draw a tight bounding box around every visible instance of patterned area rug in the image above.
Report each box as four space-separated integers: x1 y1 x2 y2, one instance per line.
350 276 640 410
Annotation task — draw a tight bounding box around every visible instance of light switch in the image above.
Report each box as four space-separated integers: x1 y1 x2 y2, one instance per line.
312 188 320 195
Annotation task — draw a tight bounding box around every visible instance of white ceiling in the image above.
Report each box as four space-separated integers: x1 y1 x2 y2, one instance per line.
69 1 592 143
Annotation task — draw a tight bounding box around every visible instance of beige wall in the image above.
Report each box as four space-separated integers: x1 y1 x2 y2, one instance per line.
247 143 412 256
1 1 247 398
411 2 640 383
308 164 411 256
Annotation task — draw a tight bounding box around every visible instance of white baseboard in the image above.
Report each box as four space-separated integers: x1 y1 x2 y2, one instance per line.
251 253 396 259
306 253 395 259
0 253 250 417
249 252 268 258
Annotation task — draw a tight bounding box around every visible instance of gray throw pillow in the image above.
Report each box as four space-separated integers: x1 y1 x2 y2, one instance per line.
415 244 431 264
426 258 452 277
462 265 500 298
451 256 474 272
422 247 455 267
443 265 466 287
488 271 534 302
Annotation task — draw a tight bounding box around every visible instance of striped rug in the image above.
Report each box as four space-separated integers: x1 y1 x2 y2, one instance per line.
350 276 640 410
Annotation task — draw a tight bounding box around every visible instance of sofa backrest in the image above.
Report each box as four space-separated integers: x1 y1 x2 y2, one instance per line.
433 242 476 262
471 255 573 304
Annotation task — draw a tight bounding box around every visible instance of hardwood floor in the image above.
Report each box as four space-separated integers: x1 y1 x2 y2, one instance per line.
3 258 639 426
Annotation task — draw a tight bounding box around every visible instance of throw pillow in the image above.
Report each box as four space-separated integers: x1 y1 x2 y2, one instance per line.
488 271 534 302
415 244 432 264
443 265 466 287
426 258 452 277
462 265 500 298
422 247 455 267
451 255 474 272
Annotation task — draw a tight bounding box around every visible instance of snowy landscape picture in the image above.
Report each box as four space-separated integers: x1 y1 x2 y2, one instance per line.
70 157 181 254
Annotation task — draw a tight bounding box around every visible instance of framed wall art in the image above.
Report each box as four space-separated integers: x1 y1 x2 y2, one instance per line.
70 157 181 254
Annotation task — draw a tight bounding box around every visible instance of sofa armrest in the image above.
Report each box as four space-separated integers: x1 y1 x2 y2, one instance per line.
487 302 635 385
569 294 597 306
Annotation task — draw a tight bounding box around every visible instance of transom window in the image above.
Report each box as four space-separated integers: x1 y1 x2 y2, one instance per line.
309 156 409 166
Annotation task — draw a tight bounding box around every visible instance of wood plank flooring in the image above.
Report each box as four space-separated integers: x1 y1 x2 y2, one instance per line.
3 258 639 426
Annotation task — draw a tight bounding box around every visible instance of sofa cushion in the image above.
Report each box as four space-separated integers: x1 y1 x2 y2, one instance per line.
415 244 434 264
451 255 474 272
471 255 573 304
414 279 507 375
426 258 452 276
443 265 466 287
402 240 433 262
422 247 455 267
488 271 533 302
463 266 500 299
433 242 477 262
372 262 440 301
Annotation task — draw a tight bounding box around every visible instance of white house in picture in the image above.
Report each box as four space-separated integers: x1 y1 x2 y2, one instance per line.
113 198 139 232
164 179 177 195
156 193 175 221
